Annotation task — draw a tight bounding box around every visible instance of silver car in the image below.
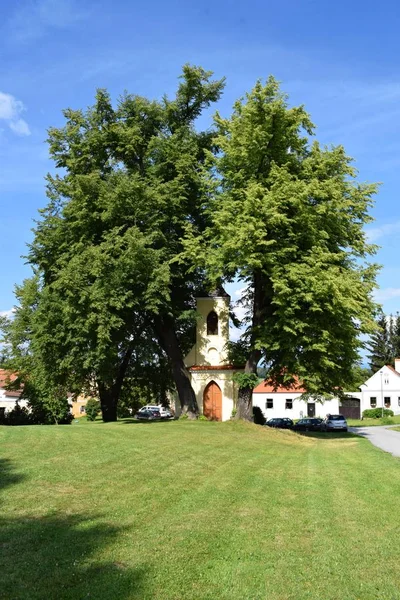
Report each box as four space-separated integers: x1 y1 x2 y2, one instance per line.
322 414 348 432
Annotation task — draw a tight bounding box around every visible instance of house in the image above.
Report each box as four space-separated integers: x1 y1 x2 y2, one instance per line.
356 359 400 417
181 288 244 421
0 369 27 418
69 394 89 418
252 378 340 421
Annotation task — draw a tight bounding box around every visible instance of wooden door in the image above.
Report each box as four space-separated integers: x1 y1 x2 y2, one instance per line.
203 381 222 421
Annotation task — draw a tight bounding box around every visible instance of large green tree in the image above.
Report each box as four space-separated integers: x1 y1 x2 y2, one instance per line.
7 65 225 421
184 77 379 419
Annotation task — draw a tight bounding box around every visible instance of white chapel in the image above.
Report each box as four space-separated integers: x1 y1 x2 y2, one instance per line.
182 288 243 421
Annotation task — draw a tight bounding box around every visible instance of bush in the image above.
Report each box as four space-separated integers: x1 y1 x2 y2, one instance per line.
85 398 100 421
363 408 394 419
178 413 189 420
253 406 266 425
198 414 208 421
231 408 237 419
4 402 32 426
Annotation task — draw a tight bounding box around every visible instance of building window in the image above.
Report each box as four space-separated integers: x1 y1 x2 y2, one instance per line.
398 397 400 407
80 406 86 414
206 311 218 335
384 376 389 385
370 397 377 407
266 398 273 409
285 399 293 410
384 397 391 407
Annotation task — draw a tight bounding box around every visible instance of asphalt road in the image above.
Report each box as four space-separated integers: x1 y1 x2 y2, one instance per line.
350 425 400 458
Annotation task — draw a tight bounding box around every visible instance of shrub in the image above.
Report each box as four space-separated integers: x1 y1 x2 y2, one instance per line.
178 413 189 420
85 398 100 421
363 408 394 419
198 414 208 421
253 406 266 425
231 408 237 419
4 402 32 426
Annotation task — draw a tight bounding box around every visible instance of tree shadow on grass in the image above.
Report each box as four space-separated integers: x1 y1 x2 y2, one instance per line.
0 514 146 600
0 458 25 493
121 418 175 425
296 431 361 440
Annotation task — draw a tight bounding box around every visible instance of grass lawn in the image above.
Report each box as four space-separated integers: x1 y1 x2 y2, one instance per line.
2 421 400 600
347 415 400 427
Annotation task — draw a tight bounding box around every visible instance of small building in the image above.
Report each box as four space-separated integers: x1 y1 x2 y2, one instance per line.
183 289 243 421
252 378 340 421
356 359 400 417
0 369 27 418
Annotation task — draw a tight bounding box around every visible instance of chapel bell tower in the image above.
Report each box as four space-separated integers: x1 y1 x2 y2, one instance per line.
184 288 242 421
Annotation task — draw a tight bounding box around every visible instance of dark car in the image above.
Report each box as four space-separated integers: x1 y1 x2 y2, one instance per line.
293 418 323 432
135 409 161 421
321 414 348 432
265 418 294 429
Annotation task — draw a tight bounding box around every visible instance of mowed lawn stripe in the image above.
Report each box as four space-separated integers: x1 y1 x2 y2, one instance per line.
1 421 400 599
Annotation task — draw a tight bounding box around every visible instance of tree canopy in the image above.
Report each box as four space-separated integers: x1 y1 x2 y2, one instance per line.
183 76 379 417
2 70 379 422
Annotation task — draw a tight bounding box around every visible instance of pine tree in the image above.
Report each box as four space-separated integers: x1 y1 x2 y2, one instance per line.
369 313 392 372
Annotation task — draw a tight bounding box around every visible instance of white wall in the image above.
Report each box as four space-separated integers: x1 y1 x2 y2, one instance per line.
0 392 27 413
360 365 400 415
252 392 340 420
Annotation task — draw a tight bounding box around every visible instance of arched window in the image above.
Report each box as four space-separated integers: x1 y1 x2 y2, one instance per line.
207 311 218 335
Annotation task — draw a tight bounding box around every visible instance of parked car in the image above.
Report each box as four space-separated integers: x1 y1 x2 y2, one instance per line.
293 418 323 432
321 414 348 432
265 418 294 429
138 405 173 419
135 409 161 421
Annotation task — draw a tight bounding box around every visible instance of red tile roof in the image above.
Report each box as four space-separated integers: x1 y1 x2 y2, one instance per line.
253 376 306 394
0 369 22 397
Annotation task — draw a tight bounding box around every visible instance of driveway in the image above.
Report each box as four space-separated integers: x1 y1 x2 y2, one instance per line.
349 425 400 458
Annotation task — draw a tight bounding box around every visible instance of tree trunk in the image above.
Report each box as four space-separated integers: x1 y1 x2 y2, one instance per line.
98 385 118 422
98 346 134 422
154 315 198 418
236 349 261 420
236 269 266 421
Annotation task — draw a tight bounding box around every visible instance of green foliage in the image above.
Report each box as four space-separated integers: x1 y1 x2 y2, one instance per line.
363 408 394 419
85 398 100 421
183 75 379 397
347 364 373 391
368 313 393 372
3 65 225 420
178 413 189 420
230 408 237 419
368 312 400 372
1 403 31 426
198 414 208 421
233 372 259 390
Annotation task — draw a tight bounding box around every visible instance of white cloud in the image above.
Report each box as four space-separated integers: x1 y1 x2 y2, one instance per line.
0 92 30 136
374 288 400 303
8 0 88 43
366 221 400 243
0 309 15 319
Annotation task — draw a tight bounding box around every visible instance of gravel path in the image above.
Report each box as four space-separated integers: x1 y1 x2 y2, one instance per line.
349 425 400 458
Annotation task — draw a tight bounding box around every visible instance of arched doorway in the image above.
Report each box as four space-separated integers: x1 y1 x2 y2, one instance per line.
203 381 222 421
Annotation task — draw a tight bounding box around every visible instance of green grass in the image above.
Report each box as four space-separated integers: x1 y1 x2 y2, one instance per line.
347 415 400 427
2 420 400 600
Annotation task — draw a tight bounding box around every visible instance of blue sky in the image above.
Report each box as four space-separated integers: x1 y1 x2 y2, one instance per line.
1 0 400 327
